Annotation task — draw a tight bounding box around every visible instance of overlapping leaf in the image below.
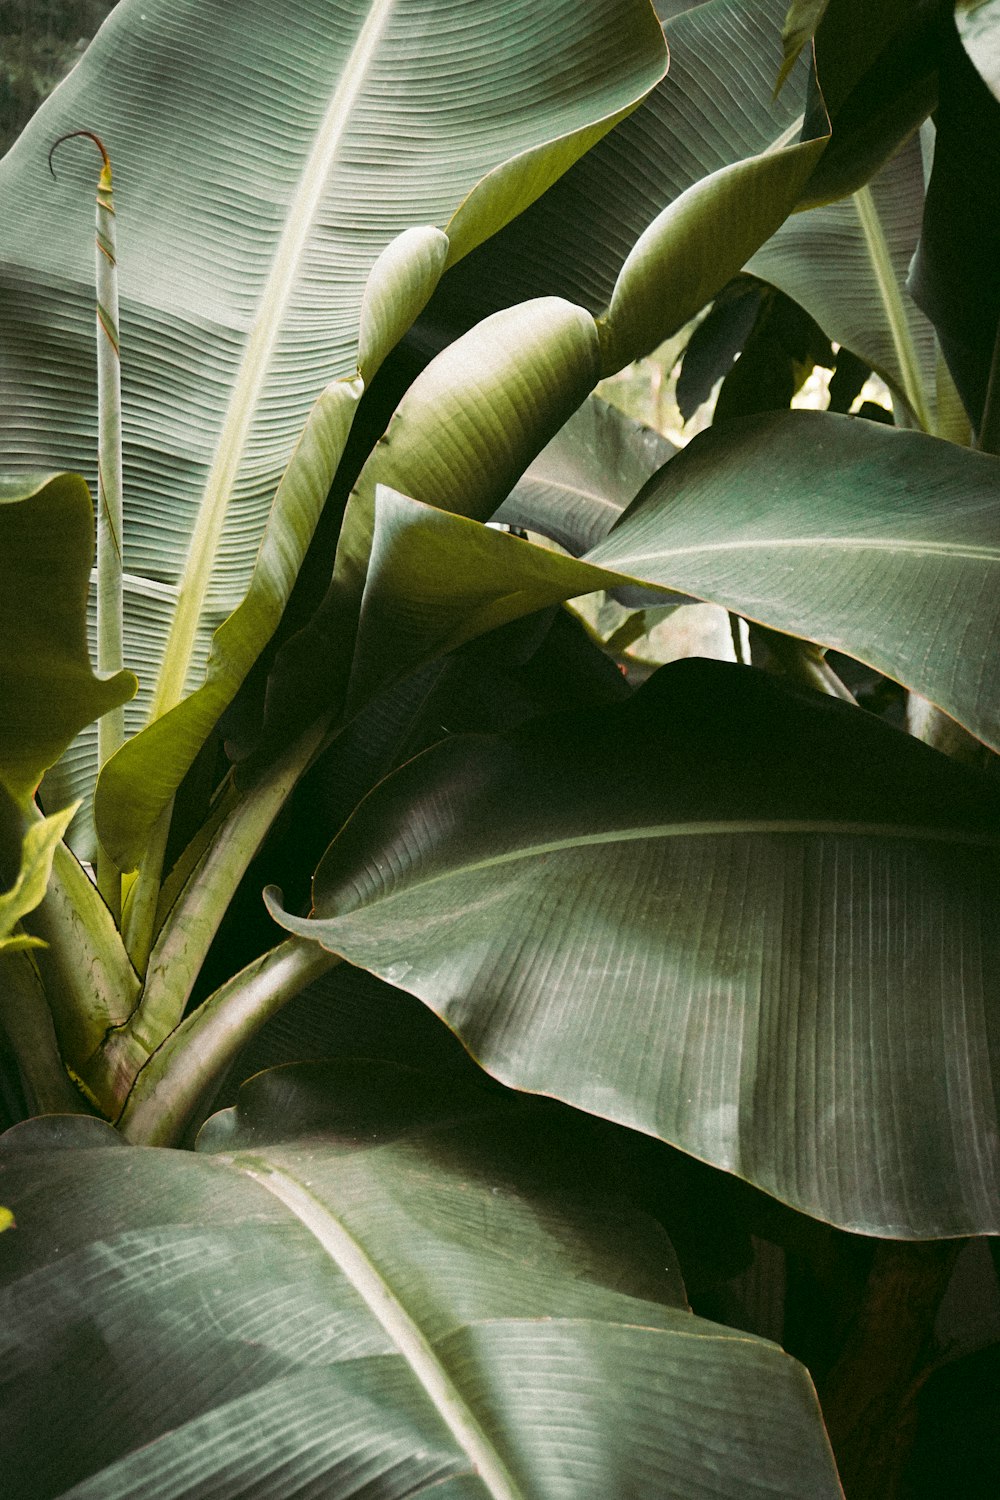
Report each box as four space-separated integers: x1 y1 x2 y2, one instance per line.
270 663 1000 1237
748 133 940 430
491 395 677 555
424 0 829 367
0 1063 841 1497
0 0 666 861
346 411 1000 753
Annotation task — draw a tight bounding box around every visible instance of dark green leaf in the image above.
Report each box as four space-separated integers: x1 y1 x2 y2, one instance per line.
346 413 1000 755
675 280 765 421
269 662 1000 1237
0 1066 841 1497
910 10 1000 433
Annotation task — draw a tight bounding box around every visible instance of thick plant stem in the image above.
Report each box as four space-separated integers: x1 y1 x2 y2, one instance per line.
87 719 329 1110
852 184 933 435
24 836 139 1072
122 800 173 974
119 937 340 1146
748 625 857 703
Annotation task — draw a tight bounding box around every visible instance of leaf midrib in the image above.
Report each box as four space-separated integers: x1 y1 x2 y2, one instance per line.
309 818 999 919
598 535 1000 570
148 0 397 724
236 1158 527 1500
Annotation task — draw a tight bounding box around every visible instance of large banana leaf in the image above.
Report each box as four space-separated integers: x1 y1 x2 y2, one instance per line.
269 663 1000 1238
424 0 829 366
0 474 135 805
345 411 1000 753
0 0 666 861
0 1063 842 1497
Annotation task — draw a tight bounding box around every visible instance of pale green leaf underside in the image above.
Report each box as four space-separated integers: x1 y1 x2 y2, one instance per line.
349 410 1000 754
956 0 1000 103
0 1066 840 1497
268 670 1000 1237
0 0 666 851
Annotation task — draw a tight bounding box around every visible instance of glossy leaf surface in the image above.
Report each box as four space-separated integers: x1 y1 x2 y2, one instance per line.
348 411 1000 754
0 1064 841 1498
0 0 666 854
271 662 1000 1237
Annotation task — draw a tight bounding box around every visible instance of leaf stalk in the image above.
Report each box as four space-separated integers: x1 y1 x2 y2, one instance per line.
118 936 340 1146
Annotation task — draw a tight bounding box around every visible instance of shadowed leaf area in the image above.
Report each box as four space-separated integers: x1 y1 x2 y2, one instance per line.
270 660 1000 1237
0 1061 841 1499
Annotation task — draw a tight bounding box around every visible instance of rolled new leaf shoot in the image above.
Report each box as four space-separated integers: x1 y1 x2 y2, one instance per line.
49 132 125 912
49 131 125 915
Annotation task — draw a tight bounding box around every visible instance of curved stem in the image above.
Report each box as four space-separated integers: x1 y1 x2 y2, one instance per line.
119 937 340 1146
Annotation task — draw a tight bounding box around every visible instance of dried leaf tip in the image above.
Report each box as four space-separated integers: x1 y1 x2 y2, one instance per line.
48 129 112 182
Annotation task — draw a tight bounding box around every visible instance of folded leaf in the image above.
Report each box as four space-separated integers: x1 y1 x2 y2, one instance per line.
0 1063 841 1497
0 474 136 805
0 0 667 849
349 411 1000 754
269 662 1000 1237
424 0 829 367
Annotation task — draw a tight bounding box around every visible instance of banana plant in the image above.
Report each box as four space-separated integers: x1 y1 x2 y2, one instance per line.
2 0 999 1495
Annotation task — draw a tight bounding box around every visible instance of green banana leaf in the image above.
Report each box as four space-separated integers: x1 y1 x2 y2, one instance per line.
910 9 1000 436
0 0 666 864
0 805 76 956
250 297 608 764
0 1063 842 1498
491 395 677 555
0 474 135 806
424 0 829 363
269 662 1000 1238
344 411 1000 753
791 0 936 206
747 132 940 431
776 0 831 94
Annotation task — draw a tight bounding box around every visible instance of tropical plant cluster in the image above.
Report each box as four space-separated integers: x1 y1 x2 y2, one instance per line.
1 0 999 1495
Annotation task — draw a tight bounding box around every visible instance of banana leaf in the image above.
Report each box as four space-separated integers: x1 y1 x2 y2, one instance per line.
0 1062 842 1498
0 0 667 863
748 132 940 431
345 410 1000 754
0 474 135 806
269 663 1000 1238
422 0 829 364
